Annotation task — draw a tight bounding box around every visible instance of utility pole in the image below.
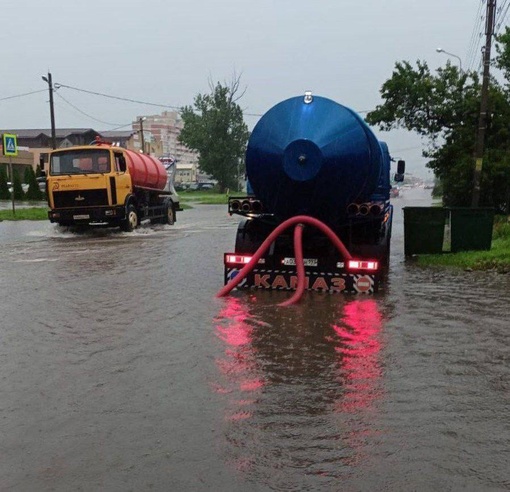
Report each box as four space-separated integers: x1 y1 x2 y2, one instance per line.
41 72 57 149
139 117 146 154
472 0 496 207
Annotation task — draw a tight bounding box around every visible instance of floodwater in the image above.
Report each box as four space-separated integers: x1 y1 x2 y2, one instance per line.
1 189 509 491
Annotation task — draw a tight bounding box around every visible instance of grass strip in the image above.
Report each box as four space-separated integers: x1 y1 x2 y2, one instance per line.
0 207 49 221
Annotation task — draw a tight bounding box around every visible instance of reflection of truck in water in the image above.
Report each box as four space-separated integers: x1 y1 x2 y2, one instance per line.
46 139 180 231
224 93 404 294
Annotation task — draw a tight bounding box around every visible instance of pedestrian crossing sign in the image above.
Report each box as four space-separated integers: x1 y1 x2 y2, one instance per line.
2 133 18 157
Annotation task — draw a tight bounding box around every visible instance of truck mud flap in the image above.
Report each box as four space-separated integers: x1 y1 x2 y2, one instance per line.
225 268 378 294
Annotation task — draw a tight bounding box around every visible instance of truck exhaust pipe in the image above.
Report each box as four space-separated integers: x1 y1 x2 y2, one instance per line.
347 203 359 215
359 203 370 216
251 200 263 213
370 204 383 216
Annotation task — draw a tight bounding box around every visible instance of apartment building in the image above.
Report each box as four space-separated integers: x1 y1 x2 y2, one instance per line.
132 111 199 169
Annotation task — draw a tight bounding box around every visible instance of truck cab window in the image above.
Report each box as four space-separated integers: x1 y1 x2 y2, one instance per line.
115 153 127 172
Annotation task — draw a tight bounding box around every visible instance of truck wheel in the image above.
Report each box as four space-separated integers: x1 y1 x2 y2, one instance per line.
121 204 139 232
164 203 175 225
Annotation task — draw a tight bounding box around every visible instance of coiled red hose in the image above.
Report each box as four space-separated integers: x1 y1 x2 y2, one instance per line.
217 215 353 306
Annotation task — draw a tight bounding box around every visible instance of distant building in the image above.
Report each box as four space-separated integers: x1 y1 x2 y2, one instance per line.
99 130 135 148
1 128 101 170
175 163 198 185
0 119 200 181
131 111 199 169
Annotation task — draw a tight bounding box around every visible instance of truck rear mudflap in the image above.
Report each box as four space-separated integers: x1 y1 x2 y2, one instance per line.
224 255 380 294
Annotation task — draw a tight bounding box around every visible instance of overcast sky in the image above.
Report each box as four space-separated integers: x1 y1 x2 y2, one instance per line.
0 0 493 178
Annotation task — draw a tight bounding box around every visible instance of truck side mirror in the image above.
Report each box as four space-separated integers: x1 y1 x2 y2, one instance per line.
39 155 45 170
394 160 405 182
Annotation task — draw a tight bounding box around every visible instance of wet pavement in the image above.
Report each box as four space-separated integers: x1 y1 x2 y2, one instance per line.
1 188 509 491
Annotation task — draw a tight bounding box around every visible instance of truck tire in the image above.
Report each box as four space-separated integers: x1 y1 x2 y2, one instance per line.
121 204 139 232
164 202 175 225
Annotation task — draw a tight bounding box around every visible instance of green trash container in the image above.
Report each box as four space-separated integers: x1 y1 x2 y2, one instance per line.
449 207 494 252
403 207 447 256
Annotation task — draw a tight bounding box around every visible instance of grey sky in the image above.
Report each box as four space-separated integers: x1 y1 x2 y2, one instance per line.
1 0 490 178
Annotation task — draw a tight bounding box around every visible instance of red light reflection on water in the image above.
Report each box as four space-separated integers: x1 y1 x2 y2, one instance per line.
213 297 265 423
332 299 383 414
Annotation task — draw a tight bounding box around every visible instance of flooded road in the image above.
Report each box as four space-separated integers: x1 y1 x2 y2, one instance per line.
1 189 509 491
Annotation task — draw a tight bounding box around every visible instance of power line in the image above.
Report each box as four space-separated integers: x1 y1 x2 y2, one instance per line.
465 1 486 72
495 0 510 34
54 91 126 127
0 89 47 102
56 81 267 118
55 83 183 110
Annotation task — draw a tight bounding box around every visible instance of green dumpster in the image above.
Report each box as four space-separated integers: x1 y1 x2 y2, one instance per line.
403 207 447 256
449 207 494 252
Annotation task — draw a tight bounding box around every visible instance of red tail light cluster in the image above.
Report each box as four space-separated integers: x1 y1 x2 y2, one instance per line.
226 254 252 265
348 260 379 271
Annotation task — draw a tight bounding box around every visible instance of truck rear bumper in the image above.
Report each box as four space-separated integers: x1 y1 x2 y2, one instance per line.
224 267 378 294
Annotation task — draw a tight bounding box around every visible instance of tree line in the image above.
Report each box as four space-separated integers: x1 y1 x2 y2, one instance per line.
366 27 510 213
0 165 44 201
179 31 510 213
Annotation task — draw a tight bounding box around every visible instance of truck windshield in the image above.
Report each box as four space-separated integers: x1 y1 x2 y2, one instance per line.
50 149 111 175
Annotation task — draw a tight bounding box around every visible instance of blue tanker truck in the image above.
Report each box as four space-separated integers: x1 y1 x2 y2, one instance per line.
223 93 404 294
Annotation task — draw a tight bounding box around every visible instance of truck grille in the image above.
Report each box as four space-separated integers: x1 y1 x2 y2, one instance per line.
53 189 108 208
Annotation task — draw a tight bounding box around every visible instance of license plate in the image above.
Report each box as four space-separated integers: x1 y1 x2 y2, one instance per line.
73 214 90 220
282 257 318 267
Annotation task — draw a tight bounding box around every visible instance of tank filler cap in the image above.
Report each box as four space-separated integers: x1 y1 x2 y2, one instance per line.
303 91 313 104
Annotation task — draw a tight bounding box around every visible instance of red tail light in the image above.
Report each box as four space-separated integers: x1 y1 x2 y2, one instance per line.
348 259 379 271
225 254 253 265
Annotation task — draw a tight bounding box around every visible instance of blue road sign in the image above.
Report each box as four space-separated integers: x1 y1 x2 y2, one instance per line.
2 133 18 157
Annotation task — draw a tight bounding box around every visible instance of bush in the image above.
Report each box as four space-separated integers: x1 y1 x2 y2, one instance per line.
493 215 510 239
24 166 44 201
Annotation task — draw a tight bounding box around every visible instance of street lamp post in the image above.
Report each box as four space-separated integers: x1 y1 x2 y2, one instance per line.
436 47 463 71
41 72 57 149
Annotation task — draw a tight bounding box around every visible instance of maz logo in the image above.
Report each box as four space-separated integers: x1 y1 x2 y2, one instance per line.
74 195 85 201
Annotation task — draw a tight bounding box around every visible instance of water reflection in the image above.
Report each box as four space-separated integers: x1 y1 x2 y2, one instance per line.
213 294 387 485
332 299 383 414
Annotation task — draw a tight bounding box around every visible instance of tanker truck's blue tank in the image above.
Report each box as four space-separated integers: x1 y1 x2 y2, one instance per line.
246 95 386 225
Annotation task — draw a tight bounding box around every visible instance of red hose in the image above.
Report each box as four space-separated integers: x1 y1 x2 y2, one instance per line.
217 215 353 304
278 224 305 307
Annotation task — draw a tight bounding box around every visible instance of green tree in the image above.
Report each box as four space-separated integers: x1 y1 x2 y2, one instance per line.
24 166 31 184
25 166 44 201
366 33 510 212
0 168 10 200
179 75 250 192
